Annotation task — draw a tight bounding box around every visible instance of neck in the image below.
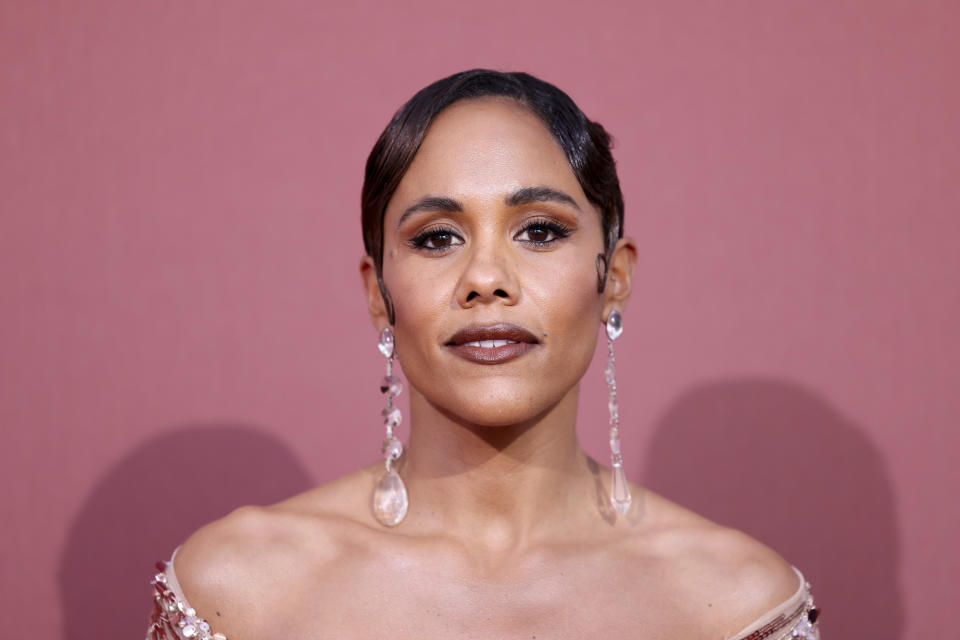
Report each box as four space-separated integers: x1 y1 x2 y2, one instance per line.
401 383 600 549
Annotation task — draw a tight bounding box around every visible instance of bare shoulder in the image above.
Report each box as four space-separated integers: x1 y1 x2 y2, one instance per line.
634 492 802 636
171 466 379 636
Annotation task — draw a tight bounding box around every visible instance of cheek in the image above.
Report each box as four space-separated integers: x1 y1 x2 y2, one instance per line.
524 254 602 334
520 254 605 394
381 256 450 369
386 249 455 313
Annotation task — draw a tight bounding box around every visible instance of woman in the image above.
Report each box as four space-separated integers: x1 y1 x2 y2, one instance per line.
148 70 821 640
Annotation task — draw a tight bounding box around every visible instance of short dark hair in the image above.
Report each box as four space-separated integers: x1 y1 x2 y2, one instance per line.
361 69 624 323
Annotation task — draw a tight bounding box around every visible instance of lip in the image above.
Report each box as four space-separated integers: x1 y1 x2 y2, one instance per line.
445 323 539 365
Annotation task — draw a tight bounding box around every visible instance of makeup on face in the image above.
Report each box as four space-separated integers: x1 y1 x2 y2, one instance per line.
375 99 608 426
444 323 539 365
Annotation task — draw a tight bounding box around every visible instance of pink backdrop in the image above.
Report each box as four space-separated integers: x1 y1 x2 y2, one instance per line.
1 1 957 638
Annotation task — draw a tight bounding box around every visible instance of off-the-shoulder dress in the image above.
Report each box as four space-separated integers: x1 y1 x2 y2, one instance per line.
146 548 821 640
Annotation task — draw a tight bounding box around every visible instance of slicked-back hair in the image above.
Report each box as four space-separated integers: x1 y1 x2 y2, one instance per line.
361 69 625 324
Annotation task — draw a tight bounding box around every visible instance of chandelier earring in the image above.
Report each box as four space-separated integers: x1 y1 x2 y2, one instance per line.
371 327 409 526
605 310 632 516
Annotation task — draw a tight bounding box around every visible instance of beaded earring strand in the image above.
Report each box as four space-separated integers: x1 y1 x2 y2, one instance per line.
372 327 409 526
605 310 631 515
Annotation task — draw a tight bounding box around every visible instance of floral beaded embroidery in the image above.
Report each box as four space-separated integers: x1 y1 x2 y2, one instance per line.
147 561 226 640
789 590 821 640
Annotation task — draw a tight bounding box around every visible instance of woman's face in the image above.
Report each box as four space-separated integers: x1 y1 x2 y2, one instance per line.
374 97 618 427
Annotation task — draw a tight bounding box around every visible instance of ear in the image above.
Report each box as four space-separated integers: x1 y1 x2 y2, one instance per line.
360 255 389 330
602 237 638 321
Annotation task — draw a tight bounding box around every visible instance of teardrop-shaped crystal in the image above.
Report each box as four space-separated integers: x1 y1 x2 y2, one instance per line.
378 327 395 358
379 375 403 397
372 469 408 526
606 310 623 341
381 405 402 429
382 435 403 460
610 463 631 516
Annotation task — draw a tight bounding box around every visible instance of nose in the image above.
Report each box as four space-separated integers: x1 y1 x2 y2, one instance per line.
454 238 519 309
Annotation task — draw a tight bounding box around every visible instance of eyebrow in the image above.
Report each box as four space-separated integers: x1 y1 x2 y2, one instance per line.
398 196 463 227
397 186 581 228
505 186 581 211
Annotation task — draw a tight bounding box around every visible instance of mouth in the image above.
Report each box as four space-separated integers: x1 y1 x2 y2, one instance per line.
445 323 539 365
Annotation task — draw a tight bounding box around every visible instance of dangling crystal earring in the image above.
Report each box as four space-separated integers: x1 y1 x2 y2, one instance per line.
605 310 632 516
372 327 409 526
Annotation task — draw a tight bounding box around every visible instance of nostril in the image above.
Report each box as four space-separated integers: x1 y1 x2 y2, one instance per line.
494 289 508 298
466 291 479 302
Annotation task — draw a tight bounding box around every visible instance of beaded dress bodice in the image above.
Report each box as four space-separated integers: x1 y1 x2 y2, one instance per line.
147 549 821 640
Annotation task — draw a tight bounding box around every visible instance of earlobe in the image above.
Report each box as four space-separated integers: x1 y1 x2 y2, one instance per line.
359 256 390 329
603 237 638 312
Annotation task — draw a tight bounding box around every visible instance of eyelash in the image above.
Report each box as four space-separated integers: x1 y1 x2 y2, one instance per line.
407 219 573 253
517 218 573 246
408 226 463 252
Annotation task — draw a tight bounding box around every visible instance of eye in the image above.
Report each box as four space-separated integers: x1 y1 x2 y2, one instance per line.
408 226 464 252
515 219 573 246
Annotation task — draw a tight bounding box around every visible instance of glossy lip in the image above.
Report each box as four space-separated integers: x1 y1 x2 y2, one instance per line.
445 323 540 365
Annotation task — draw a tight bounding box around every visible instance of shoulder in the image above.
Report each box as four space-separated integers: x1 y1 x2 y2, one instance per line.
171 467 380 636
171 504 306 633
632 493 802 637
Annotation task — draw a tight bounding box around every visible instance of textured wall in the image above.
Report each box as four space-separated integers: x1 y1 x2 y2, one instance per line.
1 1 956 638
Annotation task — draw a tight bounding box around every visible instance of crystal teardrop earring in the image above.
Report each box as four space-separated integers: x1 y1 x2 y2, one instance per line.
371 327 409 526
605 310 632 516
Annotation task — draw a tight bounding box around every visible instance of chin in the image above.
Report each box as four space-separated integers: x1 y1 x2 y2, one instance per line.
437 383 564 428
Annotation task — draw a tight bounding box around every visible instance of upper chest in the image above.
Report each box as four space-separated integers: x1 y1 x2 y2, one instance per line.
252 551 720 640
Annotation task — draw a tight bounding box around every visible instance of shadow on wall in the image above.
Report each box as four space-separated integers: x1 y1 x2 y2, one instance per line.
643 378 903 640
58 425 314 640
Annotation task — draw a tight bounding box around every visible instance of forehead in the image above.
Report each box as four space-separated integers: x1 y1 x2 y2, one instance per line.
389 97 586 208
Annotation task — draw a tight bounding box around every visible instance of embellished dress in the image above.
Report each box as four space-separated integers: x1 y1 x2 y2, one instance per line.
147 549 821 640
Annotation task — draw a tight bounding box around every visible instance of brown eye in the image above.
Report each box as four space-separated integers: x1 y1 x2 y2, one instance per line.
515 220 572 246
526 226 550 243
428 232 454 248
409 227 464 252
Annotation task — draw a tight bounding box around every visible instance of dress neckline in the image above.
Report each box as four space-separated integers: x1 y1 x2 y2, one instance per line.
160 547 812 640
